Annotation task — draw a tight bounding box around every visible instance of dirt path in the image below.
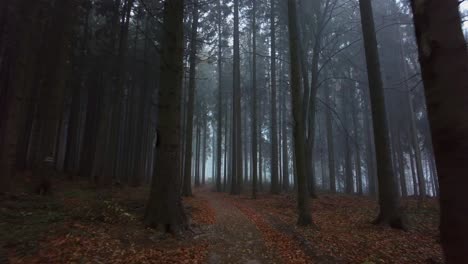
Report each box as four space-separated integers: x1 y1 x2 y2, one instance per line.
199 192 280 264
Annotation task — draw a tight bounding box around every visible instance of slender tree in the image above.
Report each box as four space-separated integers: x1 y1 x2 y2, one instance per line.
281 82 290 191
215 0 223 192
270 0 280 194
251 0 258 199
182 0 200 196
230 0 242 195
202 112 207 185
358 0 404 228
325 86 336 193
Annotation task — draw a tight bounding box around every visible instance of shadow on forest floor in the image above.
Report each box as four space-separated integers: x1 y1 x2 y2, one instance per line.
0 176 442 264
0 177 210 263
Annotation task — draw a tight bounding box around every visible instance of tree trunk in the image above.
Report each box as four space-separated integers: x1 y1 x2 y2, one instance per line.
325 86 336 193
364 96 376 196
215 0 223 192
30 0 76 193
343 88 353 194
195 119 201 187
282 82 290 191
396 129 407 197
224 94 229 191
0 0 33 192
287 0 312 226
409 145 418 196
408 91 426 199
269 0 280 194
144 0 187 233
251 0 258 199
132 15 154 186
409 0 468 261
182 0 199 196
202 113 207 185
359 0 404 228
230 0 242 195
352 93 363 195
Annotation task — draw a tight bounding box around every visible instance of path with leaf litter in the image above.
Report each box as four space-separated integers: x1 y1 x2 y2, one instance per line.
198 192 281 264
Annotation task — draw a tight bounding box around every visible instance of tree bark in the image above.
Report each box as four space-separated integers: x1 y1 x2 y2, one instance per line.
230 0 242 195
359 0 404 228
351 92 363 195
182 0 199 196
409 0 468 261
202 113 207 185
30 0 76 192
269 0 280 195
325 86 336 193
282 81 290 191
215 0 223 192
144 0 187 233
287 0 312 226
251 0 258 199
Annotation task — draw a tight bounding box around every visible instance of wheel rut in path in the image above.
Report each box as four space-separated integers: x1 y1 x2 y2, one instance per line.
199 192 280 264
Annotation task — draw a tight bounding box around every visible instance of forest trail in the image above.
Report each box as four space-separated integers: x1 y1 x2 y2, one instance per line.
1 182 443 263
199 191 280 264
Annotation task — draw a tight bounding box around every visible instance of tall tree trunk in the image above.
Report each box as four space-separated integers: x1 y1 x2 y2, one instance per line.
182 0 199 196
304 0 324 198
251 0 258 199
409 145 419 196
230 0 242 195
396 129 407 197
325 87 336 193
258 103 263 191
343 88 353 194
269 0 280 194
215 0 223 192
202 113 207 185
364 95 376 196
224 94 229 191
195 119 201 187
79 70 102 179
398 29 426 199
65 6 91 176
30 0 76 192
409 0 468 261
287 0 312 226
226 90 231 192
408 90 426 199
282 82 290 191
0 0 33 192
132 15 154 187
428 155 439 197
0 0 23 193
352 94 363 195
243 113 248 184
144 0 187 233
102 0 133 185
359 0 404 228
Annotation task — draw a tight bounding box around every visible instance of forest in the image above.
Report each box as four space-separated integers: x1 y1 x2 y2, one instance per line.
1 0 467 263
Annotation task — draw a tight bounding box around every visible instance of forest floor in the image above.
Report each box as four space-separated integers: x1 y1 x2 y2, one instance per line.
1 179 443 264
